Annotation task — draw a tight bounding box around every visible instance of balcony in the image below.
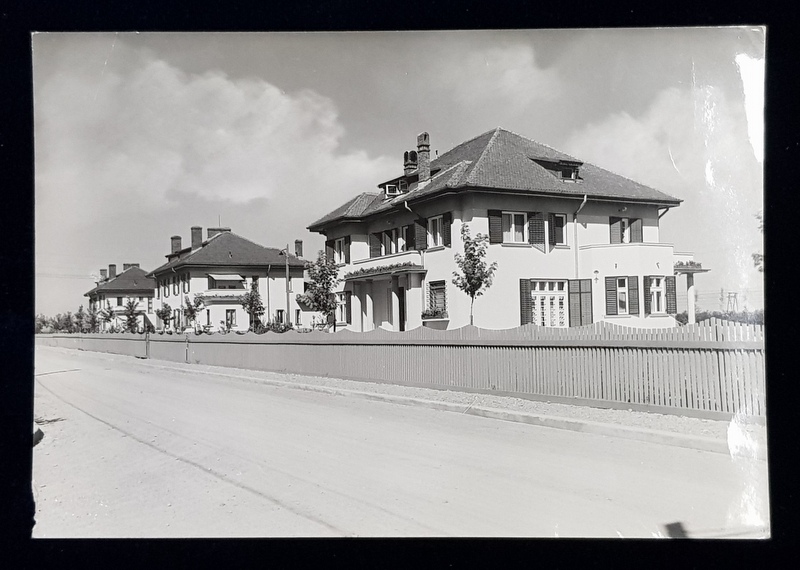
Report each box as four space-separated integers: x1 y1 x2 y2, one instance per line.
201 288 248 303
579 242 676 277
345 250 426 281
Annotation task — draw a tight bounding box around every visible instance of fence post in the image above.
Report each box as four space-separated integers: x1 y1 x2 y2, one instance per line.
145 330 150 359
185 332 189 364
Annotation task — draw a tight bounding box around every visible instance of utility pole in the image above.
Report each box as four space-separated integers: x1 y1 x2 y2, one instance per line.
726 292 739 312
285 244 291 327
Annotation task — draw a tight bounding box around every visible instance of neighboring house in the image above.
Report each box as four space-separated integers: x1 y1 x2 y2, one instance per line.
308 128 707 332
85 263 157 331
146 227 312 332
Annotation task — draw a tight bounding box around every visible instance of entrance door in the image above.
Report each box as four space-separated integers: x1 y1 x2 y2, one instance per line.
399 286 406 332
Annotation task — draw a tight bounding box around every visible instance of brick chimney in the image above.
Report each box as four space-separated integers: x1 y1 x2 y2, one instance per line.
191 226 203 250
294 239 303 258
171 235 182 253
417 132 430 182
100 268 107 281
207 227 231 240
123 263 130 271
404 150 418 176
108 264 116 279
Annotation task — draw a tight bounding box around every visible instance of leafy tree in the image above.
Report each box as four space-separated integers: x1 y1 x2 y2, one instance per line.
123 298 140 333
86 305 100 333
752 211 764 273
240 282 265 330
182 295 205 330
100 301 116 331
35 314 47 334
59 311 75 333
155 303 172 330
296 250 340 331
74 305 86 333
452 223 498 326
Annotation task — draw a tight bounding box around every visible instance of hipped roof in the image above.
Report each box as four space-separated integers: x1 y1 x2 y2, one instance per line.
308 127 682 231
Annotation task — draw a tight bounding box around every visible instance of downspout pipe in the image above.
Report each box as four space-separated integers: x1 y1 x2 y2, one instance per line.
574 195 588 279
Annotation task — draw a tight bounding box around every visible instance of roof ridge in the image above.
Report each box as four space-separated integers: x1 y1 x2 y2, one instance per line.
498 127 580 161
465 127 501 185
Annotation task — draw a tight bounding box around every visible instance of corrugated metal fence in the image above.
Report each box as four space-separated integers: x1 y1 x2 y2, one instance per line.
36 318 765 420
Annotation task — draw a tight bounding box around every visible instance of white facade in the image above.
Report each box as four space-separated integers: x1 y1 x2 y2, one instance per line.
153 268 310 332
324 192 692 331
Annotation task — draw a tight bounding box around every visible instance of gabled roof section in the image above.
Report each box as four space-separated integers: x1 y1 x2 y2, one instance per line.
147 231 307 277
85 266 156 297
308 127 681 231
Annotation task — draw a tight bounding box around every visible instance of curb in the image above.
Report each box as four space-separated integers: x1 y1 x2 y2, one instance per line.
134 359 767 460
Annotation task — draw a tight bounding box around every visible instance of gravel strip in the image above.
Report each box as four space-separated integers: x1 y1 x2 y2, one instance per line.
145 359 767 443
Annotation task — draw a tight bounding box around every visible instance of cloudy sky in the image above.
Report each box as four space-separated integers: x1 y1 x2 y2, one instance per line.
33 29 765 316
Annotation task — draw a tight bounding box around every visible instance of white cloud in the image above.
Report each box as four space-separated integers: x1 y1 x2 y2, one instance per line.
563 86 764 303
35 43 395 216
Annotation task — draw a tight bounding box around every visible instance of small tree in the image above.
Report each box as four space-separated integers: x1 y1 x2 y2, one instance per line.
100 302 116 331
74 305 86 333
240 282 265 330
35 314 47 334
182 295 205 331
86 305 100 333
452 223 498 326
752 211 764 273
155 303 172 331
296 250 340 331
123 298 140 333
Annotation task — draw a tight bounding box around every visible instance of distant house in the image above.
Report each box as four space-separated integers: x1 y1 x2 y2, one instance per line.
85 263 157 331
146 227 313 332
308 128 707 331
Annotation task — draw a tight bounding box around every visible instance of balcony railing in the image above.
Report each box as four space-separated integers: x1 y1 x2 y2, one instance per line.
350 249 424 273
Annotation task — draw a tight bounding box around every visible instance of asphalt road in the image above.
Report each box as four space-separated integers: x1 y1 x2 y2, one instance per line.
32 346 769 538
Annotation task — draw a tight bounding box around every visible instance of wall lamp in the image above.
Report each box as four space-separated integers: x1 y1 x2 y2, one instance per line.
593 270 599 283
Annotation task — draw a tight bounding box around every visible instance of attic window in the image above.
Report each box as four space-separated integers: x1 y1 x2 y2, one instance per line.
561 167 578 180
398 179 408 192
385 184 400 196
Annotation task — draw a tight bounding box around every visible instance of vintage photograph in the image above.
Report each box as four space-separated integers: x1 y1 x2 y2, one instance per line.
33 29 767 538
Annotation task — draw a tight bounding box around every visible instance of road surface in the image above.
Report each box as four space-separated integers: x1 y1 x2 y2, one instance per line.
32 346 769 538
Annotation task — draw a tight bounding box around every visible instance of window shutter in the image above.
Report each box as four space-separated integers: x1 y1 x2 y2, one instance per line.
630 218 643 243
609 217 622 244
344 236 351 263
414 219 428 251
404 225 414 251
665 276 677 315
369 233 382 258
628 276 639 315
605 276 618 316
442 212 452 247
568 280 582 327
548 213 556 251
643 275 652 315
345 291 352 324
325 239 334 261
528 212 545 252
580 279 593 325
488 210 503 244
519 279 532 325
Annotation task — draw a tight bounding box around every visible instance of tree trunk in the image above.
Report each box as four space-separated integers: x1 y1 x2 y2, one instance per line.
470 297 474 326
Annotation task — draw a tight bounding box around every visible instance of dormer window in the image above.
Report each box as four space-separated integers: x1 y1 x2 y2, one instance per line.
561 167 578 180
385 184 399 196
398 179 408 192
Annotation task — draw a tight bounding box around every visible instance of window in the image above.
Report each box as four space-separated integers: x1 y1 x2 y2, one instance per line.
147 298 153 313
251 276 259 290
621 218 630 244
429 281 446 313
334 238 346 264
295 309 301 326
550 214 567 246
403 225 414 251
610 217 642 244
385 184 399 196
163 280 169 298
381 230 399 256
649 276 665 314
502 212 527 243
616 277 629 315
226 309 236 328
398 179 408 192
428 216 443 247
530 280 568 327
117 297 123 306
183 275 189 293
336 292 348 323
276 309 284 324
206 309 211 326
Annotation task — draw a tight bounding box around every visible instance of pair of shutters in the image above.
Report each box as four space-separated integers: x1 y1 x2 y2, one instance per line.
325 236 351 263
369 212 452 257
325 291 352 325
519 279 592 327
605 275 676 315
488 211 546 251
609 217 643 244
